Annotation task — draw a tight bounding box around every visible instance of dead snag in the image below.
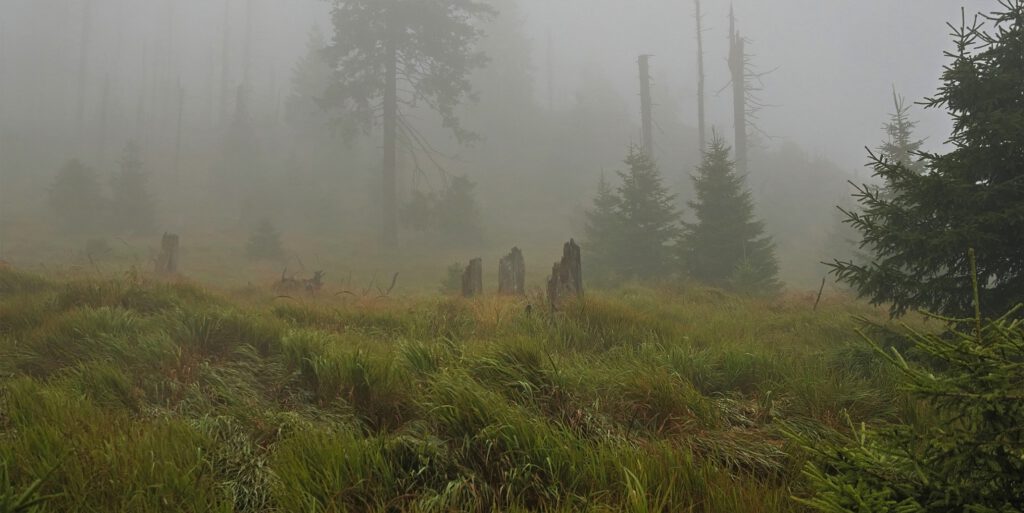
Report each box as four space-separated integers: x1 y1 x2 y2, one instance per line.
498 247 526 295
546 239 582 310
462 258 483 298
155 233 180 275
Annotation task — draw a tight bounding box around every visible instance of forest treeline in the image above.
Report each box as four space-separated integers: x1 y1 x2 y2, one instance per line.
1 0 866 287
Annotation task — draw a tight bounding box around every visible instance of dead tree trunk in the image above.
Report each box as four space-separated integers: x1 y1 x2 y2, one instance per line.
729 7 748 175
547 239 582 311
219 0 231 126
380 33 399 249
695 0 707 153
76 0 94 142
498 247 526 295
461 257 483 298
155 233 180 275
638 55 654 159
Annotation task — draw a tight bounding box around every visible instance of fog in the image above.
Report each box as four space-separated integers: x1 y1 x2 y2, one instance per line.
0 0 973 288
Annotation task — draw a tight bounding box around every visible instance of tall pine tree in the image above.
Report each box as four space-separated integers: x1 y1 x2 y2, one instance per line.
685 136 779 294
832 2 1024 317
324 0 493 249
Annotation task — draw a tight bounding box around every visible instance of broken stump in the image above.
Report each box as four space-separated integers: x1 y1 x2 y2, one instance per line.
546 239 582 310
461 257 483 298
498 247 526 295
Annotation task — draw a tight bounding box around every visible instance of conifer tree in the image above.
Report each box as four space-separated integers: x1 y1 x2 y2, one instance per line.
685 136 779 294
617 148 681 279
324 0 493 249
246 218 286 261
587 147 680 281
49 159 105 234
797 254 1024 511
822 193 863 271
879 88 925 175
109 141 155 235
584 173 622 276
831 2 1024 317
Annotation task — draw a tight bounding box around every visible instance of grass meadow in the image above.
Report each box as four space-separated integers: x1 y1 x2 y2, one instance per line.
0 264 925 512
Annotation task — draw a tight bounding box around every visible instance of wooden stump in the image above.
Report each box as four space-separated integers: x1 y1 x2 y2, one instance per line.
155 233 180 275
461 257 483 298
498 247 526 295
547 239 582 310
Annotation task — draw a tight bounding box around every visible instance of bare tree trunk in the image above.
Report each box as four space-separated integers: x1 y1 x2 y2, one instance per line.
547 239 583 311
499 247 526 295
462 257 483 298
546 29 554 111
155 233 180 275
638 55 654 159
695 0 706 153
729 7 748 175
381 36 399 249
243 0 254 87
97 74 110 164
219 0 231 126
76 0 94 144
174 79 184 196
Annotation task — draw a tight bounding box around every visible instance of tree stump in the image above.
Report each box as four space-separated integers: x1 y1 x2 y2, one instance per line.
155 233 180 275
461 257 483 298
498 247 526 295
547 239 583 310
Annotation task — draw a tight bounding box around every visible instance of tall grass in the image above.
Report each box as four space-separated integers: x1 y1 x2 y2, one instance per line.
0 268 914 512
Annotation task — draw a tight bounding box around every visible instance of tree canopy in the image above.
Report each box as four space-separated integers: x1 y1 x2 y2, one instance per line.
324 0 493 248
831 1 1024 317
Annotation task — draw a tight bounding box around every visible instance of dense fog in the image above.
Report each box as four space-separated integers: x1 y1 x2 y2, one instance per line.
0 0 972 288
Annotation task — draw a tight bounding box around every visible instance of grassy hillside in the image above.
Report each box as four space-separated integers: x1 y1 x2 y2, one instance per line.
0 268 918 512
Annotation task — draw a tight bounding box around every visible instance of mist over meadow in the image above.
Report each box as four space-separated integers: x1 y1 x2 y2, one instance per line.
0 0 968 287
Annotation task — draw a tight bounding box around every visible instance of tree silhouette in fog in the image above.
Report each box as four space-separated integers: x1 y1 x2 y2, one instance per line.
323 0 493 249
586 147 680 281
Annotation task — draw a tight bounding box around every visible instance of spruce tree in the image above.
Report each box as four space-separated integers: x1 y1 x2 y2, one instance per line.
822 193 863 275
611 147 681 280
796 255 1024 511
109 141 155 235
879 88 925 175
49 159 105 235
246 219 286 262
584 173 622 278
831 2 1024 317
685 136 779 294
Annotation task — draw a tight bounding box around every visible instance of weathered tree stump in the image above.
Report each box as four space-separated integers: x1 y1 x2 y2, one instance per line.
461 257 483 298
547 239 583 310
498 247 526 295
155 233 180 275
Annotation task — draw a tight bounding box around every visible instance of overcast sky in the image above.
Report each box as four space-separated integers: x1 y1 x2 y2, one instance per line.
519 0 966 167
0 0 976 170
